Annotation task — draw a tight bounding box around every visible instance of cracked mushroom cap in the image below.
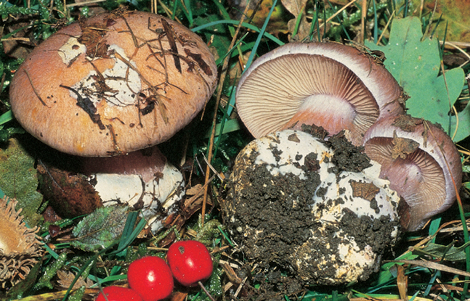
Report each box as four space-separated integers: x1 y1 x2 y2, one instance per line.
9 11 217 157
236 42 403 145
362 114 462 231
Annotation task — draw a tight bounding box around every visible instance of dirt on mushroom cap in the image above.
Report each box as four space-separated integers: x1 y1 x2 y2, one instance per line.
9 10 217 157
224 130 400 288
363 114 463 231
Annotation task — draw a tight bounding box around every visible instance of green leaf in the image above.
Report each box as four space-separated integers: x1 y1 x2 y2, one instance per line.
71 206 129 252
373 251 419 285
413 241 470 261
0 111 13 126
365 17 467 141
33 252 68 291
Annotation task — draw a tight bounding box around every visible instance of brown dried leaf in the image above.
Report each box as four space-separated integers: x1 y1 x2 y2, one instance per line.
392 114 421 132
78 20 110 59
391 132 420 160
397 264 408 300
281 0 307 16
170 291 189 301
185 184 205 200
220 261 243 285
350 181 380 201
37 163 103 218
287 16 312 42
56 270 93 290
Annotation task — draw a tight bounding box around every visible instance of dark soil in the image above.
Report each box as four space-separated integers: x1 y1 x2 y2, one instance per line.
223 130 399 298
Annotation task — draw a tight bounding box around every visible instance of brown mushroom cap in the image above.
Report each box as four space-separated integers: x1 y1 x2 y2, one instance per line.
9 11 217 156
363 115 462 231
236 42 403 145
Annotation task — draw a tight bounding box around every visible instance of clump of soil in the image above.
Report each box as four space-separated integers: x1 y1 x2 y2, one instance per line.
228 156 321 266
327 131 371 172
223 130 400 295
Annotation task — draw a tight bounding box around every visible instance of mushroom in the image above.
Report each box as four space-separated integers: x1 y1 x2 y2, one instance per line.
0 196 43 289
362 114 462 231
224 129 400 285
9 11 217 233
236 42 404 145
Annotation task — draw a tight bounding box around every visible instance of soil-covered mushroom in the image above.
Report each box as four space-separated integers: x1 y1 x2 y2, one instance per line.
224 130 401 286
362 114 462 231
9 11 217 233
236 42 404 145
0 196 43 289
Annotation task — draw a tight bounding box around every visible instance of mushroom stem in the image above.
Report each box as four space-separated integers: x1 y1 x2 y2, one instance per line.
281 94 356 140
81 145 185 234
80 145 167 183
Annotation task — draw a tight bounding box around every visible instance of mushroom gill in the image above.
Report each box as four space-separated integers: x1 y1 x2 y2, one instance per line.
0 196 43 289
363 115 462 231
236 42 404 145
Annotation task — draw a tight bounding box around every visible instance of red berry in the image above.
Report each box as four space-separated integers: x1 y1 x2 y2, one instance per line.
127 256 174 301
95 286 142 301
167 240 213 287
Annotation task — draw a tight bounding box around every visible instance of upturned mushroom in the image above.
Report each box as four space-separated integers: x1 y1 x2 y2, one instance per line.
362 114 462 231
9 11 217 233
236 42 404 145
224 129 401 285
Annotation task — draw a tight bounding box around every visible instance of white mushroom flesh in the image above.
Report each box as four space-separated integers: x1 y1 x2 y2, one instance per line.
69 44 142 107
90 162 184 234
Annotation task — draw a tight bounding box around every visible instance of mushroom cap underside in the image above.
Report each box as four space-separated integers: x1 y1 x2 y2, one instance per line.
236 42 403 144
363 115 462 231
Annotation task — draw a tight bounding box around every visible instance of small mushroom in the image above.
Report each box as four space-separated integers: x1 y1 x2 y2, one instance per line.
236 42 404 145
362 114 462 231
0 196 43 289
9 11 217 233
224 130 400 285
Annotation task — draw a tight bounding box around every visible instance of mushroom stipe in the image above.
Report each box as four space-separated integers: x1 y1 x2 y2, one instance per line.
9 11 218 234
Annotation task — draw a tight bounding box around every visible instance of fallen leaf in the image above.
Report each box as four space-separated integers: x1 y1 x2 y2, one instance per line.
56 270 93 290
365 17 467 141
71 206 129 251
350 181 380 201
281 0 307 16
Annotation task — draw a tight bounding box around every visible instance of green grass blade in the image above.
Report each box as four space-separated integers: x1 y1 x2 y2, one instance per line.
191 20 284 46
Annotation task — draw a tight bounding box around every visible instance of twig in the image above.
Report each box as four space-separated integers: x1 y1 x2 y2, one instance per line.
66 0 106 8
